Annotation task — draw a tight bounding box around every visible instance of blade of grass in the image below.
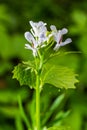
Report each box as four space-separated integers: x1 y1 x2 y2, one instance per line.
42 94 65 126
18 95 31 129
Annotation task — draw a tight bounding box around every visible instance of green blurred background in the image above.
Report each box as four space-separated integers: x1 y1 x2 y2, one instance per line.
0 0 87 130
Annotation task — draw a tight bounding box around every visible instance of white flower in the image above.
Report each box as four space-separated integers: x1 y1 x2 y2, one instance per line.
24 21 53 57
24 21 72 57
30 21 47 37
30 21 50 45
50 25 72 51
24 32 38 56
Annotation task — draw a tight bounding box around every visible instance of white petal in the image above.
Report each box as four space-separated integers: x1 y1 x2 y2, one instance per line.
53 43 60 51
55 31 62 43
29 21 35 28
25 44 37 57
65 38 72 43
25 44 33 50
38 21 47 27
41 26 47 32
29 21 47 39
30 21 46 29
30 21 39 37
39 33 46 40
24 32 35 43
50 25 57 31
61 28 68 34
61 38 72 46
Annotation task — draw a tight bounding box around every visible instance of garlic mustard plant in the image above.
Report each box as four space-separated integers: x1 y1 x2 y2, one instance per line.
12 21 78 130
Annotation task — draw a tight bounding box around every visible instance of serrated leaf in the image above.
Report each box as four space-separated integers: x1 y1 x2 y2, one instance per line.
47 126 71 130
12 63 36 88
42 64 78 89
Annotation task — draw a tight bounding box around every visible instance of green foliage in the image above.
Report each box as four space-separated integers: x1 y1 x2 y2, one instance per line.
12 63 36 88
0 87 29 130
12 61 78 90
0 61 12 75
18 96 30 129
47 126 71 130
43 64 78 89
0 88 29 103
42 94 65 126
0 0 87 129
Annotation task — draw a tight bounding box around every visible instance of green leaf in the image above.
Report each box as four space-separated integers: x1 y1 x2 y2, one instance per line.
50 111 70 126
47 126 71 130
42 94 65 125
50 94 65 111
12 63 36 88
42 64 78 89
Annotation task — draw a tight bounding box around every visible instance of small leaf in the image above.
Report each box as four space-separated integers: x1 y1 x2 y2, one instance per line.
47 126 71 130
50 94 65 111
51 111 70 126
42 64 79 89
12 63 36 88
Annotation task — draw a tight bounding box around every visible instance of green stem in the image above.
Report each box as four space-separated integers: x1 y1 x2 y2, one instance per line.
36 73 40 130
35 50 43 130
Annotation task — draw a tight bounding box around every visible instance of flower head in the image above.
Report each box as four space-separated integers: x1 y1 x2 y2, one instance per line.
50 25 72 51
24 21 72 57
30 21 47 37
24 21 53 57
30 21 49 45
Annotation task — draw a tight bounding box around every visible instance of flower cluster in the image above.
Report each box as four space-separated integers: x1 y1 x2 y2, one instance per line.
24 21 72 57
